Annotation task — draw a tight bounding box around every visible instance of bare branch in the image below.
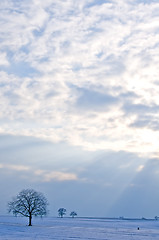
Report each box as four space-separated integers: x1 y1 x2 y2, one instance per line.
8 189 49 226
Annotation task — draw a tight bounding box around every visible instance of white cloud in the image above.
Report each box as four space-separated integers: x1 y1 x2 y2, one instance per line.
0 162 77 182
34 170 78 182
0 0 159 157
136 165 144 172
0 164 30 171
0 52 9 66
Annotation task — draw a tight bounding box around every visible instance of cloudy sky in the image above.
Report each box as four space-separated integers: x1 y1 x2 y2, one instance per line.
0 0 159 218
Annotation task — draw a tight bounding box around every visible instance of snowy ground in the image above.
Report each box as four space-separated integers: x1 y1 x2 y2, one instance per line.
0 216 159 239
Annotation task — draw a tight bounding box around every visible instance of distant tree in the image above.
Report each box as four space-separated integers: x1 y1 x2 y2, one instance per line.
8 189 48 226
70 211 77 218
58 208 66 218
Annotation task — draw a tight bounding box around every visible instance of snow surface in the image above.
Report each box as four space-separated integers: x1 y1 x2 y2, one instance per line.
0 216 159 239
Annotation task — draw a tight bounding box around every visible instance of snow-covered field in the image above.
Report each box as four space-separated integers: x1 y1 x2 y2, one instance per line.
0 216 159 239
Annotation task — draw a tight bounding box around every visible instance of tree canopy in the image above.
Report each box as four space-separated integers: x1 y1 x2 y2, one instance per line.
70 211 77 218
58 208 66 218
8 189 48 226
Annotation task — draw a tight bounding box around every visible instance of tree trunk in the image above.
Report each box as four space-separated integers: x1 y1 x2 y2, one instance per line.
29 214 32 226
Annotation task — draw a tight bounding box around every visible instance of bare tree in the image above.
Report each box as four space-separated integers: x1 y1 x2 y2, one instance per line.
70 211 77 218
8 189 48 226
58 208 66 218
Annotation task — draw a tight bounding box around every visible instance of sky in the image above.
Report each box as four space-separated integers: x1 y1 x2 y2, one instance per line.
0 0 159 218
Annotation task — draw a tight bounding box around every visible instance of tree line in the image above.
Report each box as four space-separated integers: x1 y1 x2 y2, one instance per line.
8 189 77 226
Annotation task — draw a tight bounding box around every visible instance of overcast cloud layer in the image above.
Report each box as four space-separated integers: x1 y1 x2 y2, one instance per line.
0 0 159 218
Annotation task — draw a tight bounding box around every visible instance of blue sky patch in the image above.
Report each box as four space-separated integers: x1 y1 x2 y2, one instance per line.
4 61 39 78
76 87 118 111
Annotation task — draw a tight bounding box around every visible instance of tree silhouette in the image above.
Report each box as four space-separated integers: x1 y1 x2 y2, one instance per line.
8 189 48 226
70 211 77 218
58 208 66 218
